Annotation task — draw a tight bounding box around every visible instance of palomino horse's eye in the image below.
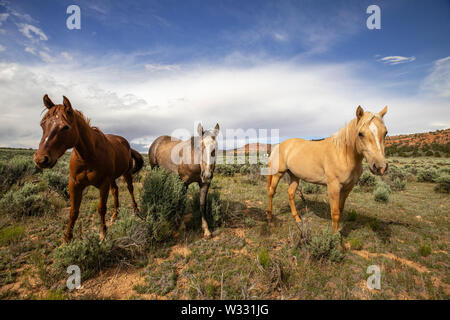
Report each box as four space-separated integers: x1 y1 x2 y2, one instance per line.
211 149 215 157
358 132 364 138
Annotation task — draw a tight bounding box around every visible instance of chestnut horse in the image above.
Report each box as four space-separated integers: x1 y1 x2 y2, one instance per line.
267 106 389 233
148 123 220 238
34 95 144 242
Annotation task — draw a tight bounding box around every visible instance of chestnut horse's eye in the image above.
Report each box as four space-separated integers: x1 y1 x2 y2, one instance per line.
358 132 364 138
62 125 70 131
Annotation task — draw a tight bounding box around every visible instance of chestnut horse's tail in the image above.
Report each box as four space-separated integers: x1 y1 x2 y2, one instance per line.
131 148 144 174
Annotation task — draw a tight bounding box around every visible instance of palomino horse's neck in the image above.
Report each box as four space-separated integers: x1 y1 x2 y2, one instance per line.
72 112 98 162
331 119 363 165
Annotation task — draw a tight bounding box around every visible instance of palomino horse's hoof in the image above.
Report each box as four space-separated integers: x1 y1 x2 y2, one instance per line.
203 231 212 239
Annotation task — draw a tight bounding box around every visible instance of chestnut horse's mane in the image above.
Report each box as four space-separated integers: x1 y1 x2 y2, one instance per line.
41 105 102 134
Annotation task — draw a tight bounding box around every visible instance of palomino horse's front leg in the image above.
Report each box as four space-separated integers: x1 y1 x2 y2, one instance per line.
199 182 212 238
65 181 84 242
98 183 110 241
327 180 342 233
266 173 282 222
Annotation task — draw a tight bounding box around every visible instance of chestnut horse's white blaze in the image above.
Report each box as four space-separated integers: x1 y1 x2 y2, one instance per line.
267 105 389 233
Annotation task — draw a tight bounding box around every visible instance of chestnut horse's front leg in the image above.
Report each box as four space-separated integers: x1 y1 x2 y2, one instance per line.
65 180 84 242
98 183 110 241
327 180 342 233
199 182 212 238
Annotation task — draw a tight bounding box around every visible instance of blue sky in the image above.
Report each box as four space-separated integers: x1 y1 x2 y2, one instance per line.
0 0 449 150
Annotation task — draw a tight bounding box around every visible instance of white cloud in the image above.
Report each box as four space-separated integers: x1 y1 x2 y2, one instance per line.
145 63 180 72
24 46 36 55
378 56 416 65
0 56 448 151
17 23 48 41
0 13 8 26
421 56 450 98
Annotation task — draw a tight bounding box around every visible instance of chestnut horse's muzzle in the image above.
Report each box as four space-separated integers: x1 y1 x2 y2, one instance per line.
34 153 56 169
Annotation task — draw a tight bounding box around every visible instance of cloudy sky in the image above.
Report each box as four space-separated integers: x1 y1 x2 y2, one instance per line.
0 0 449 151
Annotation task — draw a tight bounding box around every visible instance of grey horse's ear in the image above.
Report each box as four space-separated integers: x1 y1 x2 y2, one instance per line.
356 105 364 122
197 123 204 136
43 94 55 109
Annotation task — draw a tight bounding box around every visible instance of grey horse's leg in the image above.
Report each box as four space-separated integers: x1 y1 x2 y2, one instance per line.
199 182 212 238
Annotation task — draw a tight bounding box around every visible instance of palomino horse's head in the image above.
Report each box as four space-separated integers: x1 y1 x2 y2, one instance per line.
197 123 220 183
355 105 388 175
34 95 78 168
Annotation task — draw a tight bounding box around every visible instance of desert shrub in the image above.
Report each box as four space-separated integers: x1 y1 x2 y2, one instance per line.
434 175 450 193
346 209 357 221
136 261 177 295
391 177 406 191
0 226 25 246
425 151 433 157
349 238 362 250
139 167 187 242
307 228 344 263
417 168 439 182
215 164 239 176
373 181 391 202
257 247 271 269
107 211 150 262
358 170 377 188
190 185 224 230
42 171 69 199
53 232 113 280
301 181 321 194
245 164 262 185
0 182 53 217
418 244 431 257
53 211 149 281
0 156 37 190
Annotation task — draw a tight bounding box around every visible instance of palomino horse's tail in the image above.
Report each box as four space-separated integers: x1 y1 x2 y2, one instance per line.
131 148 144 174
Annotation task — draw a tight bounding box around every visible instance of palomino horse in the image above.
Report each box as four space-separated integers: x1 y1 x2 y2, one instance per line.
148 123 220 238
34 95 144 242
267 106 388 233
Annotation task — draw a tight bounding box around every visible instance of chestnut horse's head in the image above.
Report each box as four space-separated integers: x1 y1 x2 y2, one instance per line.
34 95 78 169
197 123 220 183
355 105 389 176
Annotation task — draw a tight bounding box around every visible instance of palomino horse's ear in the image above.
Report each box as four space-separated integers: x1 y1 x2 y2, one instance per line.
214 123 220 132
356 105 364 122
43 94 55 109
379 105 388 118
197 123 204 136
62 96 73 109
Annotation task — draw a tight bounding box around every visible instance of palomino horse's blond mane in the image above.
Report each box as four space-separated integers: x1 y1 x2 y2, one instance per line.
331 112 381 150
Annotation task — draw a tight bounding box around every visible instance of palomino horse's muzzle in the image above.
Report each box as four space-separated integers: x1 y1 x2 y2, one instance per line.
371 162 388 175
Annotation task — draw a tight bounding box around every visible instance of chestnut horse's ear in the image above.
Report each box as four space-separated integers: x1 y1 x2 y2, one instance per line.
62 96 73 109
379 105 388 118
197 123 204 136
43 94 55 109
356 105 364 122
